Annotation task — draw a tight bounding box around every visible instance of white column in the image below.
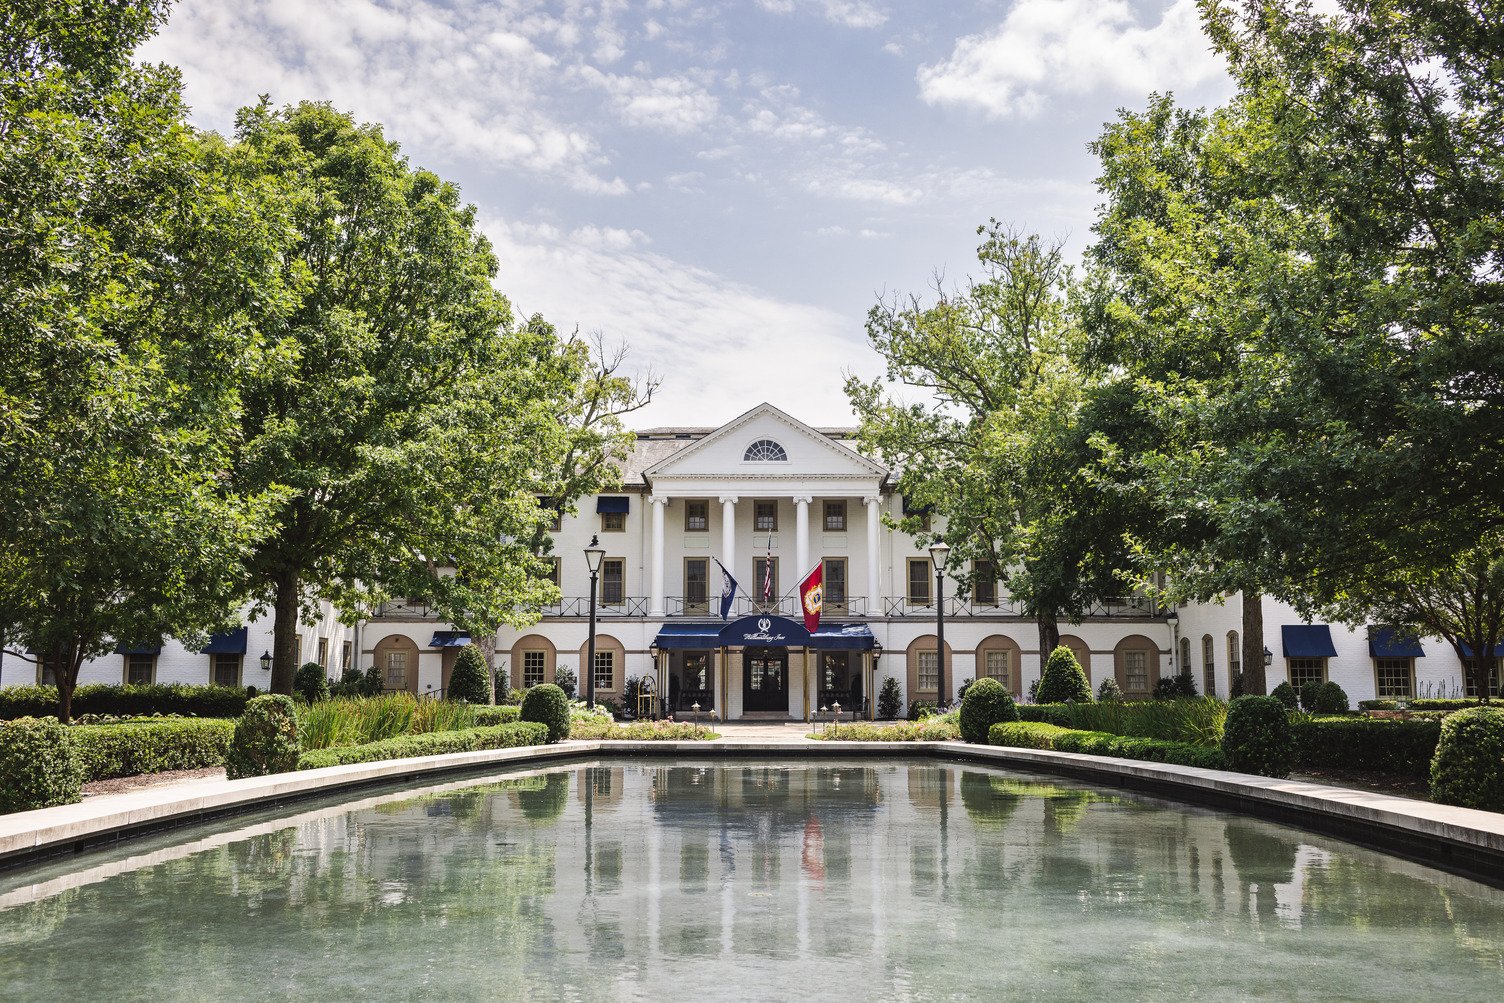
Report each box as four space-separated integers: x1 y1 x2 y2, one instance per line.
794 495 811 581
864 495 882 614
720 496 738 589
650 496 667 615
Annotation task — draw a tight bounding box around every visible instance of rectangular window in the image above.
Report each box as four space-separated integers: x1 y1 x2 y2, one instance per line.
917 650 938 692
1124 650 1150 697
594 650 615 691
683 653 709 690
385 650 407 689
125 654 155 686
973 561 997 606
752 557 779 605
317 637 329 669
538 497 561 531
602 558 625 605
822 652 849 690
823 558 847 609
685 500 709 532
1287 657 1326 689
37 657 58 686
984 649 1010 687
341 641 352 671
907 559 932 605
601 510 626 532
754 500 778 532
523 650 546 688
823 500 846 532
1463 658 1503 698
1375 657 1414 698
685 557 709 612
212 653 241 688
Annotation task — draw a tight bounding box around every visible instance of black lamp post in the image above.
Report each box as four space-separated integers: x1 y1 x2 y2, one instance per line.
585 535 605 711
929 540 950 709
259 650 272 673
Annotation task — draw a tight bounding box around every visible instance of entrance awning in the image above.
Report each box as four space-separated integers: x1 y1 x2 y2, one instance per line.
1458 640 1504 657
654 623 722 649
653 616 876 651
1368 626 1424 659
809 623 877 650
201 627 248 654
1281 625 1337 659
428 631 472 648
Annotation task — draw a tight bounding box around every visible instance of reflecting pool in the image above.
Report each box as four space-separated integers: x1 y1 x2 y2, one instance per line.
2 760 1502 1000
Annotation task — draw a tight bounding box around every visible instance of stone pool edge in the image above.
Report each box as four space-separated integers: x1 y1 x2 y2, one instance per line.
2 739 1502 886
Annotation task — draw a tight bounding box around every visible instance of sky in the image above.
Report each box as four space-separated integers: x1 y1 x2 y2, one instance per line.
141 0 1235 427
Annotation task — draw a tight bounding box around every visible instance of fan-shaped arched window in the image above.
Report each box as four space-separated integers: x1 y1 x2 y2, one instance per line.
744 439 788 461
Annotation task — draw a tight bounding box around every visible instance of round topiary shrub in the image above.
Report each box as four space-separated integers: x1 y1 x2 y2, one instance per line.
958 677 1019 743
1036 646 1092 704
1221 695 1293 778
1313 681 1349 714
520 684 571 743
448 645 491 704
294 661 329 703
1299 679 1324 712
1429 706 1504 811
0 717 85 813
1097 678 1124 703
1270 681 1298 710
226 694 301 779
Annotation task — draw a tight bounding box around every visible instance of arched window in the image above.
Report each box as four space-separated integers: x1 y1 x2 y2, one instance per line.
743 439 788 461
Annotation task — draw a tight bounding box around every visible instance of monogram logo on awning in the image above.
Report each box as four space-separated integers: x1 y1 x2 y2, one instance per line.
758 618 771 632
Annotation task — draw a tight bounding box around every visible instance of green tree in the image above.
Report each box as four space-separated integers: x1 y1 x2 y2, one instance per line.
224 101 576 694
0 1 288 719
846 223 1143 655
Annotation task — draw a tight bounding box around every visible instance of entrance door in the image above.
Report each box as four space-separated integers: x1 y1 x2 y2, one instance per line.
743 647 788 713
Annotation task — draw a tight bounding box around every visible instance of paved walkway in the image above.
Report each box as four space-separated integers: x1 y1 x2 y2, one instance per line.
710 721 823 743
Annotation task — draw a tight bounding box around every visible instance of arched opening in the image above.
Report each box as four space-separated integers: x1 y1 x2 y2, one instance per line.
579 634 626 700
905 634 955 706
976 633 1023 697
1114 634 1162 700
372 634 421 694
510 634 557 691
1202 634 1215 697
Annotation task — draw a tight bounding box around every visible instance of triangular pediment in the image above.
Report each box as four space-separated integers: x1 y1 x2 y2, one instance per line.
644 403 886 485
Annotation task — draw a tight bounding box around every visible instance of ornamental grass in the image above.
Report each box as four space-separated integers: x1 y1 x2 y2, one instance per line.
298 693 477 750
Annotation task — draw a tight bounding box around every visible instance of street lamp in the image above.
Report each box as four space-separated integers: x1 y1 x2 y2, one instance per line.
585 535 605 711
1263 646 1273 668
1165 611 1180 672
259 650 272 673
929 540 951 709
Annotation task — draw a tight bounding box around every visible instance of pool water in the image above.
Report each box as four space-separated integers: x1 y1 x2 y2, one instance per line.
1 760 1501 1000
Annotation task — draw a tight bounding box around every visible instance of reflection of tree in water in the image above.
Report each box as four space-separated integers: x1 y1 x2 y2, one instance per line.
1225 821 1298 924
503 773 570 822
959 771 1021 829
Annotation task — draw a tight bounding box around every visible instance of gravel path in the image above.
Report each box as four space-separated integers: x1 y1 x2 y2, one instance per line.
82 767 226 798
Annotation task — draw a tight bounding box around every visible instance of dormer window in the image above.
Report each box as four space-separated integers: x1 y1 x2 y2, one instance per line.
744 439 788 461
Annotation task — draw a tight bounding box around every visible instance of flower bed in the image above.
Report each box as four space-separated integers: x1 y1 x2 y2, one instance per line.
296 722 548 770
567 717 719 741
809 717 960 742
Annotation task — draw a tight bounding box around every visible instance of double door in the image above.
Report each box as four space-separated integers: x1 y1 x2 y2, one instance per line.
743 647 788 712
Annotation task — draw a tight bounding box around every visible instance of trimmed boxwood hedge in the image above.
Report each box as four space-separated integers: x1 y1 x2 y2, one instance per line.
1017 703 1072 726
1429 706 1504 811
1358 698 1479 712
0 683 249 721
70 719 234 781
1222 695 1293 778
1291 716 1441 777
520 684 571 742
472 705 521 726
297 721 548 770
989 721 1226 770
958 677 1018 743
0 717 85 813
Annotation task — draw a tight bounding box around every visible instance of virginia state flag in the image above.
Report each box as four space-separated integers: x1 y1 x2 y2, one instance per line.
714 557 738 620
798 562 823 633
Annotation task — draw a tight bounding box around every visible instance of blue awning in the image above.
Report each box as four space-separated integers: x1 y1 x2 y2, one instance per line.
654 617 876 651
1458 641 1504 658
1282 625 1337 659
202 627 248 655
1368 626 1424 659
429 631 472 648
809 623 877 651
115 639 162 656
596 496 631 514
654 623 722 650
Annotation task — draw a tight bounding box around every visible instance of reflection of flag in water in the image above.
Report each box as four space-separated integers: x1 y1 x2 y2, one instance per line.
713 557 738 620
762 530 774 602
801 815 825 884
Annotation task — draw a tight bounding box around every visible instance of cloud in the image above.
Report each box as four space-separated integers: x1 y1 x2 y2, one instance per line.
756 0 888 29
576 66 720 133
917 0 1225 118
486 216 874 426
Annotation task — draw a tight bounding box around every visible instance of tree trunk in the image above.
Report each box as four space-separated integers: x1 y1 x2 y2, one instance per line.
1241 591 1266 696
477 634 498 705
1037 616 1060 662
271 569 301 695
56 641 80 725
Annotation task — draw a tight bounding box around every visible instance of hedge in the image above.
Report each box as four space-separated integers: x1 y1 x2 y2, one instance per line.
472 705 521 726
1430 706 1504 812
0 683 249 721
988 721 1226 770
958 677 1018 743
1358 698 1480 712
70 719 235 781
0 718 84 813
1222 695 1293 778
297 721 548 770
1291 716 1441 777
1017 703 1072 726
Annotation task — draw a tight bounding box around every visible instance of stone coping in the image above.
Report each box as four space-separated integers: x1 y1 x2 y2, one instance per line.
1 739 1501 886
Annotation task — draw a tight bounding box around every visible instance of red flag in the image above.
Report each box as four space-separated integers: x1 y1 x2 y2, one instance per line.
799 562 823 633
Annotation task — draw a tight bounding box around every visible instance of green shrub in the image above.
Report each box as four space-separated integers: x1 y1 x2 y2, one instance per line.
989 721 1071 750
0 683 249 721
811 718 959 741
502 687 526 706
296 722 549 769
554 666 578 700
1153 671 1198 699
70 719 234 780
331 667 380 698
473 705 521 726
1097 678 1124 702
1291 716 1440 776
1299 679 1324 712
1429 706 1504 811
958 677 1018 743
1229 670 1245 698
907 699 937 721
1221 695 1293 778
294 662 330 703
226 695 301 779
298 693 476 750
568 718 720 740
1017 703 1072 726
1313 681 1349 714
1271 682 1299 710
1036 646 1092 704
877 677 902 720
0 718 84 813
448 646 491 704
1061 697 1226 746
520 684 571 742
988 721 1224 769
